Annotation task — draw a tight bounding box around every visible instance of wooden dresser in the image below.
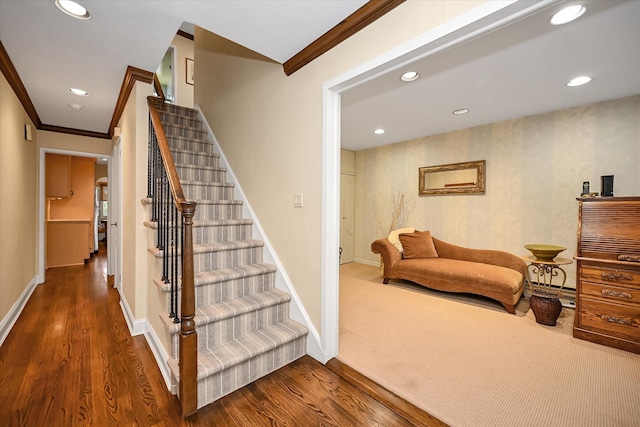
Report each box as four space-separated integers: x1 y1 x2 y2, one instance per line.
574 197 640 353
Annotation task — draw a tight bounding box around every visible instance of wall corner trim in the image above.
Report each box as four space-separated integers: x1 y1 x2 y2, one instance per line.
108 66 154 138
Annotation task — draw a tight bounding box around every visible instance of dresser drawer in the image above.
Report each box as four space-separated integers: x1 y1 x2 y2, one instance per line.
581 281 640 306
580 264 640 288
577 298 640 340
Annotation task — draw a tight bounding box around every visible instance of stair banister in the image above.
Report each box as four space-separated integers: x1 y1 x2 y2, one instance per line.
147 95 197 417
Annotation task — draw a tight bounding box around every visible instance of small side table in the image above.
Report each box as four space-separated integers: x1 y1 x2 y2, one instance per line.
521 256 573 326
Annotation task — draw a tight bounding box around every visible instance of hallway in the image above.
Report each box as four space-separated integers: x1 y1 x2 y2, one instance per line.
0 244 421 426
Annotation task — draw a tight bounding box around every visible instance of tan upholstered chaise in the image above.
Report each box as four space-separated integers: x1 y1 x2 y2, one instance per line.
371 236 526 314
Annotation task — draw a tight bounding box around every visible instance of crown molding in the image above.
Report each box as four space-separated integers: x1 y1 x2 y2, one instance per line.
2 40 152 140
40 124 109 140
283 0 405 76
108 66 154 138
0 39 42 127
177 30 194 41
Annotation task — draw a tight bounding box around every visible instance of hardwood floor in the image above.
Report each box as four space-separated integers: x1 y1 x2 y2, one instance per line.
0 244 439 426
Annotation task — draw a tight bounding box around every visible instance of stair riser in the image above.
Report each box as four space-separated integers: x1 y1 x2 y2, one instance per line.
160 114 201 128
193 247 263 272
163 271 276 313
150 223 252 246
184 184 234 201
198 301 291 349
195 338 306 408
171 151 220 168
195 271 276 306
168 138 213 153
176 167 227 183
156 104 199 118
193 224 252 245
194 204 243 221
164 126 208 140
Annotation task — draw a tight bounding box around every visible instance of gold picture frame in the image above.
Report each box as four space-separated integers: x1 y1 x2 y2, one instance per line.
419 160 486 196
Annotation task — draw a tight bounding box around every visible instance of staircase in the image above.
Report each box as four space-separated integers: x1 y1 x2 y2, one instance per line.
144 100 308 410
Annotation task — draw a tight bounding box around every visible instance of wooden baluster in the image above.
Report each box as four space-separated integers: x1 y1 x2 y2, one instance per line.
179 201 197 416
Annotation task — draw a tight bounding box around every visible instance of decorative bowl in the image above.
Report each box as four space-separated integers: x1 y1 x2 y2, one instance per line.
525 244 567 261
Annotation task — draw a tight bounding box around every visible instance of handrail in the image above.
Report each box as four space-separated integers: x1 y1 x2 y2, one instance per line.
153 74 166 102
148 96 186 206
147 96 198 417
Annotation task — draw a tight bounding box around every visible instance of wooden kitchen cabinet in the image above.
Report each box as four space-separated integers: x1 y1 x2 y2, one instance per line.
46 154 71 198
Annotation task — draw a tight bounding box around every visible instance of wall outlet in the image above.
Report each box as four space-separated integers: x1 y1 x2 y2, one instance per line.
293 193 303 208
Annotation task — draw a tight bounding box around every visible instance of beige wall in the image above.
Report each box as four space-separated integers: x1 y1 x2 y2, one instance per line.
38 130 112 155
172 34 194 108
117 81 155 322
355 95 640 288
194 1 484 332
0 72 38 322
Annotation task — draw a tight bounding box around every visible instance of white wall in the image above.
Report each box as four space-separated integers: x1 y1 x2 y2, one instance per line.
355 95 640 288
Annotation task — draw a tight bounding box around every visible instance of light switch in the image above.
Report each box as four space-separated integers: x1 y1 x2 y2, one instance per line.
293 193 303 208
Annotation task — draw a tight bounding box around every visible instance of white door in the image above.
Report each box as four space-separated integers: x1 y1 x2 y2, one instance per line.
108 138 122 289
340 174 355 264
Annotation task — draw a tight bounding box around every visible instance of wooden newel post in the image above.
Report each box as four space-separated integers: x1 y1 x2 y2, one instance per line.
179 201 197 417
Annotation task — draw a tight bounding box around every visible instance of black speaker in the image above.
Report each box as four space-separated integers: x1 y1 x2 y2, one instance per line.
601 175 614 197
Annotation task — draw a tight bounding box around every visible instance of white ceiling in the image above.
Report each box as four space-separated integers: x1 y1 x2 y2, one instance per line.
341 0 640 151
0 0 366 134
1 1 638 149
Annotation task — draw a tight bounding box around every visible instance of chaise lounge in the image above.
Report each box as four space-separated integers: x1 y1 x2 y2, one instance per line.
371 231 526 314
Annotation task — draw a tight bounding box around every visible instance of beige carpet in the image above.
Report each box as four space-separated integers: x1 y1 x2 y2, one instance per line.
338 262 640 427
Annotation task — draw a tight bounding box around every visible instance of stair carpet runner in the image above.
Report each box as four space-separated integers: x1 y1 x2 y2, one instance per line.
144 101 308 409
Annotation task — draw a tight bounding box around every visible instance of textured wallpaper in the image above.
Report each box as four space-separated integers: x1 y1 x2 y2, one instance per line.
354 95 640 288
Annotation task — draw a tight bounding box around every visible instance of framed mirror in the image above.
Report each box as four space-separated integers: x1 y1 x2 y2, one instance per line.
419 160 485 195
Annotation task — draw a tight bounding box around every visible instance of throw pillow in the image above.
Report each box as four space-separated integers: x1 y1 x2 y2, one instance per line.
388 227 416 253
399 231 439 259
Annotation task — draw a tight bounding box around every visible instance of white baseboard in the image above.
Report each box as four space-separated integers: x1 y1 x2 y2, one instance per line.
143 322 173 391
118 289 146 336
117 288 172 391
195 105 326 363
353 258 380 267
0 276 38 346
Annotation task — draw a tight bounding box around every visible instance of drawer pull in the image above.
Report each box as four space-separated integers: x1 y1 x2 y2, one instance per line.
601 272 633 281
600 289 632 299
600 315 633 326
618 255 640 263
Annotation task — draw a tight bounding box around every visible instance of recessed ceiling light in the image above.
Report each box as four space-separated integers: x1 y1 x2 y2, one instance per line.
374 129 385 135
55 0 91 20
566 76 592 87
549 4 586 25
400 71 420 82
69 103 83 111
69 88 88 96
452 109 469 115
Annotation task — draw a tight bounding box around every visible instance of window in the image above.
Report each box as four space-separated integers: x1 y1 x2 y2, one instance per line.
102 200 108 217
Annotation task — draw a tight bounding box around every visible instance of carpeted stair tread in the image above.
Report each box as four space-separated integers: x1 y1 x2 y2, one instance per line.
182 180 234 188
148 239 264 258
160 288 291 334
152 262 276 292
145 218 252 229
142 197 241 206
175 164 227 173
169 147 219 158
167 319 308 381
